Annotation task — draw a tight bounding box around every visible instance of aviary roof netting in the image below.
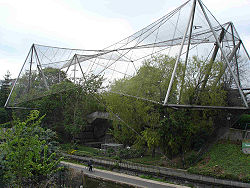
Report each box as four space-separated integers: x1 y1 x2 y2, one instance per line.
6 0 250 109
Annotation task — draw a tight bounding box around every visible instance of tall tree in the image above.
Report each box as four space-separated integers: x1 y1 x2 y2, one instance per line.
0 71 12 124
0 70 12 106
105 55 227 158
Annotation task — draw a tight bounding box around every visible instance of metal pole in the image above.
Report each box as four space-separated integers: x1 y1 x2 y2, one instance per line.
164 0 197 105
179 0 196 103
59 69 61 82
198 0 249 108
162 103 248 110
28 44 34 92
75 55 87 81
65 55 75 74
33 46 49 90
201 28 225 90
4 46 32 108
241 42 250 60
213 41 242 87
231 23 250 60
230 23 241 86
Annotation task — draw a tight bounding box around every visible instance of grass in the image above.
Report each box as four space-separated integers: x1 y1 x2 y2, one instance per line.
60 143 183 168
60 143 100 156
127 155 162 166
188 140 250 183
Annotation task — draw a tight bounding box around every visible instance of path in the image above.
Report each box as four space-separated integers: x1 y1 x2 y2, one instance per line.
61 161 189 188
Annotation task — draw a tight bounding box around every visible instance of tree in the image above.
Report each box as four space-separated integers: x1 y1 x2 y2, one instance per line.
14 72 105 143
105 55 177 155
105 55 228 158
110 55 180 103
62 74 105 142
0 110 63 187
0 71 12 124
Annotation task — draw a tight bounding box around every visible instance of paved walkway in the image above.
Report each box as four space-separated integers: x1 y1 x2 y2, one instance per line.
61 161 189 188
62 153 249 188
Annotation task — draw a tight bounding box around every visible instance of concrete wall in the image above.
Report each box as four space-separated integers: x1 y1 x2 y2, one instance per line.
220 128 250 141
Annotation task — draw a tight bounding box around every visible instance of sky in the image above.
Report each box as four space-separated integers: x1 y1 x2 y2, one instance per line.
0 0 249 79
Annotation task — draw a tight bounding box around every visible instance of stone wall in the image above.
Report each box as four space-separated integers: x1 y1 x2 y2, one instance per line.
220 128 250 141
75 116 112 146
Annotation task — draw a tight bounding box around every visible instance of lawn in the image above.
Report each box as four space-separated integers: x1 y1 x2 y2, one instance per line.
60 143 182 168
60 143 100 156
188 140 250 183
127 155 162 166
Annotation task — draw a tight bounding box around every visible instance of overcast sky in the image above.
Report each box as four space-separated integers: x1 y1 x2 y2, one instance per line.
0 0 249 79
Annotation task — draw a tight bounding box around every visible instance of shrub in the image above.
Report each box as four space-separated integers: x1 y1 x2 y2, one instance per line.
0 110 63 187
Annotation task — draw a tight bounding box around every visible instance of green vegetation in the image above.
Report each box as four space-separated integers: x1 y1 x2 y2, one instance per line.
0 71 12 124
188 140 250 183
128 155 162 166
61 140 250 183
233 114 250 130
105 55 227 159
61 143 100 157
0 54 244 186
14 71 105 143
0 110 63 187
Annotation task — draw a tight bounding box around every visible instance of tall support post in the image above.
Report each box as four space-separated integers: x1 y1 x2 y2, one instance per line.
58 69 61 82
201 28 225 90
28 44 34 92
164 0 197 105
198 0 249 108
73 57 77 84
230 22 241 87
33 46 49 90
4 46 33 108
213 41 241 86
65 56 74 74
179 0 196 103
231 23 250 60
75 55 86 81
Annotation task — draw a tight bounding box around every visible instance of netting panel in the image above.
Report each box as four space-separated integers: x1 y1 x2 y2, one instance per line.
6 0 250 109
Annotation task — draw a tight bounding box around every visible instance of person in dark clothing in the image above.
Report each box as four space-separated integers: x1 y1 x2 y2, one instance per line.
88 160 93 171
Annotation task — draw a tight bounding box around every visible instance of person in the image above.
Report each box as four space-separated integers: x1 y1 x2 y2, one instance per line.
88 160 93 172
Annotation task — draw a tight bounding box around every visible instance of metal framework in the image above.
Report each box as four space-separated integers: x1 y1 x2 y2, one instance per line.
5 0 250 110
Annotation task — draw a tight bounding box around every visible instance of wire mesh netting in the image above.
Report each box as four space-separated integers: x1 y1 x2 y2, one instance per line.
6 0 250 109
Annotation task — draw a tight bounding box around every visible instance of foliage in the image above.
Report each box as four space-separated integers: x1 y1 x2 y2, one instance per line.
0 108 8 124
110 55 179 103
188 140 250 182
105 55 227 158
98 147 145 160
14 70 105 143
0 71 12 124
233 114 250 130
105 93 159 146
0 110 63 187
159 109 214 159
142 128 160 157
127 154 162 166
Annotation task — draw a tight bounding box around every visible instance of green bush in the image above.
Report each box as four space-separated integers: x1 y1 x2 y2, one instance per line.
0 108 8 124
184 151 198 167
0 121 11 128
0 110 63 187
